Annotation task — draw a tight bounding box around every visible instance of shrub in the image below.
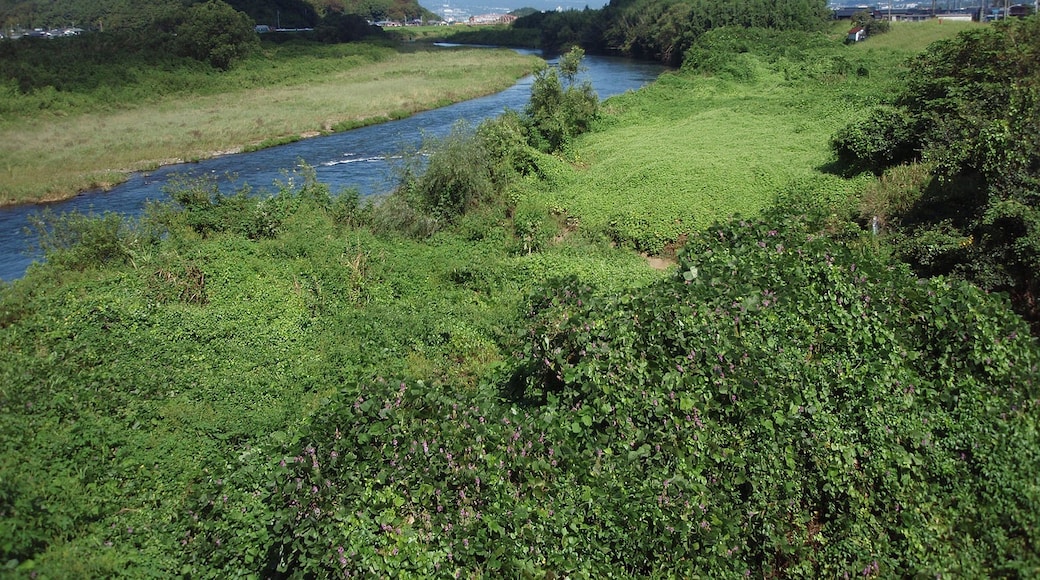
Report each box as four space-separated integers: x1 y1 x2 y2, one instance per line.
476 110 537 184
510 216 1040 575
857 162 932 231
368 194 442 239
24 209 150 271
831 105 917 175
184 215 1040 577
410 121 495 221
157 164 340 241
525 46 599 153
176 0 259 70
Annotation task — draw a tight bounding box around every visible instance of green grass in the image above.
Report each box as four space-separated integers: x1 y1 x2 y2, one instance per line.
851 17 981 52
515 22 972 253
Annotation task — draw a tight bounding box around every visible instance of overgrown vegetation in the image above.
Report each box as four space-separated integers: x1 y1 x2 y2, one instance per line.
3 17 1039 578
382 46 597 235
176 0 260 70
833 15 1040 329
0 0 432 32
854 10 890 36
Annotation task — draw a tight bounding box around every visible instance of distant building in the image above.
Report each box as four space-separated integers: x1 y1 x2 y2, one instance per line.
1008 4 1033 17
847 26 867 42
467 13 516 25
935 12 975 21
833 5 877 19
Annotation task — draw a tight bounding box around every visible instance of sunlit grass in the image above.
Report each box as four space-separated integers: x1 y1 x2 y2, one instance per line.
528 69 862 252
855 18 980 53
0 47 538 205
519 20 975 254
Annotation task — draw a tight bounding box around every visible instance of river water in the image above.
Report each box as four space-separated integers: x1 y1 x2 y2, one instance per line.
0 50 667 282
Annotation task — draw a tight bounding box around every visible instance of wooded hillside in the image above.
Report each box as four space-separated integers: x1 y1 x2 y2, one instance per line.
0 0 434 31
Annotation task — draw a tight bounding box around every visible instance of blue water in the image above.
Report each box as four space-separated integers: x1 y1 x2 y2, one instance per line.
0 50 667 282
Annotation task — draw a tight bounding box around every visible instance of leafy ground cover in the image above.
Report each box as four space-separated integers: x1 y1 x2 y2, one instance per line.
188 213 1038 577
0 170 661 574
3 19 1038 578
519 22 978 255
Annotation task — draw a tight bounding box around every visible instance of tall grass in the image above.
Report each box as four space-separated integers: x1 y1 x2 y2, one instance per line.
0 45 538 205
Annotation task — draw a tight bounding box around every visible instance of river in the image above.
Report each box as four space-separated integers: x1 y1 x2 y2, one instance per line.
0 50 667 282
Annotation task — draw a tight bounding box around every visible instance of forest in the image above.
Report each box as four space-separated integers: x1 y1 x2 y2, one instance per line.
2 0 1040 576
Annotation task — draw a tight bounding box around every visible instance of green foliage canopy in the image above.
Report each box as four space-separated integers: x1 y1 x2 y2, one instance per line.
513 0 831 65
832 16 1040 328
176 0 260 70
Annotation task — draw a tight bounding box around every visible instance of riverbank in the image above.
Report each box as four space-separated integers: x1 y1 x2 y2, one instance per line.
0 44 539 207
3 22 1037 578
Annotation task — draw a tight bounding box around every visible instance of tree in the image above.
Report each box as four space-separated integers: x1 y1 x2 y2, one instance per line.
315 11 381 43
850 9 890 37
831 16 1040 329
525 46 599 152
176 0 259 70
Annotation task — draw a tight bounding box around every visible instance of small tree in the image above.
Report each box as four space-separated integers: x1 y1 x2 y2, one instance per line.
525 46 599 152
399 121 495 223
851 9 890 36
176 0 259 70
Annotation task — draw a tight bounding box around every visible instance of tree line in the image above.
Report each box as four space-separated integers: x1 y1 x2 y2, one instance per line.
0 0 433 31
514 0 831 65
0 0 391 91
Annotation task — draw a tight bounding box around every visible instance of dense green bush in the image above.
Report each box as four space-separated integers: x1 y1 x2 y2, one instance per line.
849 10 891 39
832 16 1040 328
831 105 916 174
404 121 497 221
175 0 260 70
508 216 1040 575
184 213 1040 576
23 209 153 272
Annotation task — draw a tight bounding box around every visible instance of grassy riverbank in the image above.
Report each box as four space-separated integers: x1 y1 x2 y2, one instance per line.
0 42 539 206
6 19 1036 578
519 19 979 254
